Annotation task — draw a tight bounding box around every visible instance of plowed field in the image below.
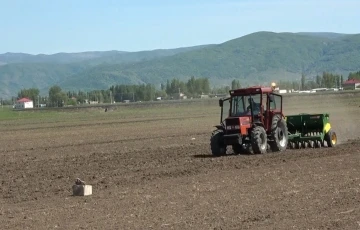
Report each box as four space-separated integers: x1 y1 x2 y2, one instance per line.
1 92 360 230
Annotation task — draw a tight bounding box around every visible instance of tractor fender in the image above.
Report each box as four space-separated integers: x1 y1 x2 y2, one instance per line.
252 122 265 128
214 125 224 130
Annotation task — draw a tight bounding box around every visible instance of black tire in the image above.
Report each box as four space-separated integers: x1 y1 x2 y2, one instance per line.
270 115 289 152
251 126 267 154
210 129 226 156
325 129 337 147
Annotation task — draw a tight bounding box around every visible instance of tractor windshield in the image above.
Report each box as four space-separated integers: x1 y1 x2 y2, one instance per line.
230 94 261 116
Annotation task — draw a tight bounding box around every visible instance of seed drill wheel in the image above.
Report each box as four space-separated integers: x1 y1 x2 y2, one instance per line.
269 115 289 152
210 129 227 156
251 126 267 154
288 142 296 149
325 129 337 147
302 141 308 148
308 141 315 148
314 140 322 148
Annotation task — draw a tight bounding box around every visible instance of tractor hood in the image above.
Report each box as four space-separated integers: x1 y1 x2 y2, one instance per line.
225 116 252 135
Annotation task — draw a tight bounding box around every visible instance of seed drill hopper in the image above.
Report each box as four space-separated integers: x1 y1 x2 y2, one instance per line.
210 83 338 156
286 113 337 148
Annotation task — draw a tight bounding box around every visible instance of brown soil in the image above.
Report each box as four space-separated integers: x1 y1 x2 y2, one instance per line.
1 93 360 230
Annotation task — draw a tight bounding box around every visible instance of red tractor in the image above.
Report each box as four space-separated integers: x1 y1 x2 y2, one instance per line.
210 83 288 156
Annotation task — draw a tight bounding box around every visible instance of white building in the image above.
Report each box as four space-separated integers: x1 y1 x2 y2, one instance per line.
15 97 34 109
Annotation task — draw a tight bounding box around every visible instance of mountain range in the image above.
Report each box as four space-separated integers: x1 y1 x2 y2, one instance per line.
1 31 360 98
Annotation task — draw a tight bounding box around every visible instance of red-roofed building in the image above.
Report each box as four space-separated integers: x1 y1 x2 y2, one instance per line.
343 79 360 90
15 97 34 109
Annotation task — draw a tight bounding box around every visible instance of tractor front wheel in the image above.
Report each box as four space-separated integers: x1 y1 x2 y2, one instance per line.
251 126 267 154
270 115 289 152
210 129 227 156
325 129 337 147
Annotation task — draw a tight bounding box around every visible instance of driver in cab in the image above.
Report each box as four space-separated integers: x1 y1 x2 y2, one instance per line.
247 98 260 113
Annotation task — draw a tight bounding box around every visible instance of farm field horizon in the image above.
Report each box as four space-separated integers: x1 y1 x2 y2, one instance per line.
1 92 360 229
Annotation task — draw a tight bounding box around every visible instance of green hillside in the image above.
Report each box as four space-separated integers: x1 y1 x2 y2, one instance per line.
0 45 211 97
1 31 360 97
61 32 360 91
0 63 89 97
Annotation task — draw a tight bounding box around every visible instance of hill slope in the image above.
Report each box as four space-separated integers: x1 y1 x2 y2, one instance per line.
1 31 360 97
0 45 212 97
61 32 360 91
0 63 89 97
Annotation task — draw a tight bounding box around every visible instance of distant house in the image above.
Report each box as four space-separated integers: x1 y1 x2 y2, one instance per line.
15 97 34 109
343 79 360 90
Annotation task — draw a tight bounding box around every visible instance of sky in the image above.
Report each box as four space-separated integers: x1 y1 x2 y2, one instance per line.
0 0 358 54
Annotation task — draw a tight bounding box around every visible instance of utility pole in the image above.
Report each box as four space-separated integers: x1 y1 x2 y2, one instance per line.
132 92 134 102
110 91 112 104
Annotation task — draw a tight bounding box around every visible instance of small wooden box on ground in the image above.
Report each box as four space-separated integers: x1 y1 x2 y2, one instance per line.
72 185 92 196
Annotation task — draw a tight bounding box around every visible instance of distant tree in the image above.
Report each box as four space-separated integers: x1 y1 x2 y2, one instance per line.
336 75 341 88
292 81 300 91
48 85 67 107
348 71 360 80
305 80 317 90
316 75 322 87
17 88 40 103
321 72 339 88
165 80 171 94
155 90 167 98
231 79 241 89
160 83 166 91
301 73 306 90
66 98 77 106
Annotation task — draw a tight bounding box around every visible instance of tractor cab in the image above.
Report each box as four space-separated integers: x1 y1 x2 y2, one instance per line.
211 83 288 156
219 84 283 135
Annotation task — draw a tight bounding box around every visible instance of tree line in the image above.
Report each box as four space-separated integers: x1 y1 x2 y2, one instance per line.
278 71 347 91
10 76 232 107
348 71 360 80
8 70 359 107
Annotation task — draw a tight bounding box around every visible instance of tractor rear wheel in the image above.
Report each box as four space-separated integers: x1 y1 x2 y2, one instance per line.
210 129 226 156
325 129 337 147
251 126 267 154
270 115 289 152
